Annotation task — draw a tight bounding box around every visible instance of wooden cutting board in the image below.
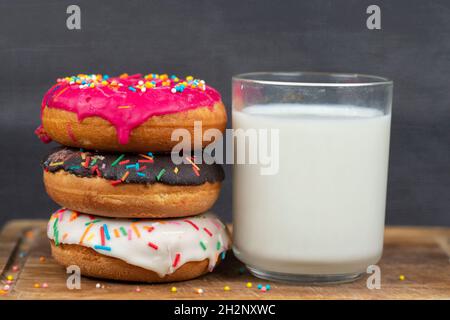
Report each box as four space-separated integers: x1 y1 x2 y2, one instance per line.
0 220 449 300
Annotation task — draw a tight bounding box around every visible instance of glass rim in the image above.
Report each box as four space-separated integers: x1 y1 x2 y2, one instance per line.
232 71 392 87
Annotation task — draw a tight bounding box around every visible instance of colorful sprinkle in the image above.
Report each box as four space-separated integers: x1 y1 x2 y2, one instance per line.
94 245 111 251
137 165 147 171
156 169 166 181
103 224 110 240
121 171 130 182
49 161 64 166
131 223 141 238
90 165 98 174
70 212 79 221
246 282 252 288
172 253 181 268
55 86 69 97
111 179 122 186
138 159 153 164
100 226 106 246
192 166 200 177
79 223 93 244
224 286 231 291
184 219 199 230
139 154 154 161
148 242 158 250
199 241 207 251
399 275 406 281
171 287 177 293
53 217 59 246
203 227 213 237
185 156 200 171
85 219 101 226
126 163 138 169
83 156 90 168
111 154 125 167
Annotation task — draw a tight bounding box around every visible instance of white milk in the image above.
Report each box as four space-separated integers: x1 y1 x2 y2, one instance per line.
232 104 391 275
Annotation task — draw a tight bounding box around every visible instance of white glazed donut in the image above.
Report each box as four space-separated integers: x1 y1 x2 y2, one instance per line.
47 208 231 282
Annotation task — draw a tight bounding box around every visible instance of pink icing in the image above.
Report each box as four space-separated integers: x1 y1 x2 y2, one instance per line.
34 125 52 143
39 74 222 145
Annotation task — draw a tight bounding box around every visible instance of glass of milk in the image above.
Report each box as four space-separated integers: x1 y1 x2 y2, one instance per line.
232 72 393 283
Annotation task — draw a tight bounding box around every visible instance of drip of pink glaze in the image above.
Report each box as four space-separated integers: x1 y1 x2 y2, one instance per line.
66 123 77 143
38 74 222 145
35 125 52 143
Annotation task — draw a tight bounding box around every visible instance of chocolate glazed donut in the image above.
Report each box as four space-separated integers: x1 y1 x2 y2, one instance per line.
42 148 225 218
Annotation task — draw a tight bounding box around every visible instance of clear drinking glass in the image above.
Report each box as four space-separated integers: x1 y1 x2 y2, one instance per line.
232 72 393 283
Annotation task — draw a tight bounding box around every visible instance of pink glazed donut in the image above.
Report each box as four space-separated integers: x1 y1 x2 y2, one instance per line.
36 73 227 152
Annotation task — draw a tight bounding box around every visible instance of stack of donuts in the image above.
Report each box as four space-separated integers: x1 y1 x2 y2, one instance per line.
37 73 230 282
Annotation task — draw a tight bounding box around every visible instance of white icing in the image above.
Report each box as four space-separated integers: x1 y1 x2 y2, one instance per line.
47 208 230 277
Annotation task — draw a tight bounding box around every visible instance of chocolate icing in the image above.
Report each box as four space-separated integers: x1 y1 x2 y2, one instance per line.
42 147 224 186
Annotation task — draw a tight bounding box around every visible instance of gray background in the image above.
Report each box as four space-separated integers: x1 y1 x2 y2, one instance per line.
0 0 449 227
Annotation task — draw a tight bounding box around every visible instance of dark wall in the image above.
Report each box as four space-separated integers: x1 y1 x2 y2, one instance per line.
0 0 449 227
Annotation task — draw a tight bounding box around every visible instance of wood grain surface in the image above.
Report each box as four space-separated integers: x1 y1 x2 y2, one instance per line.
0 220 449 300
